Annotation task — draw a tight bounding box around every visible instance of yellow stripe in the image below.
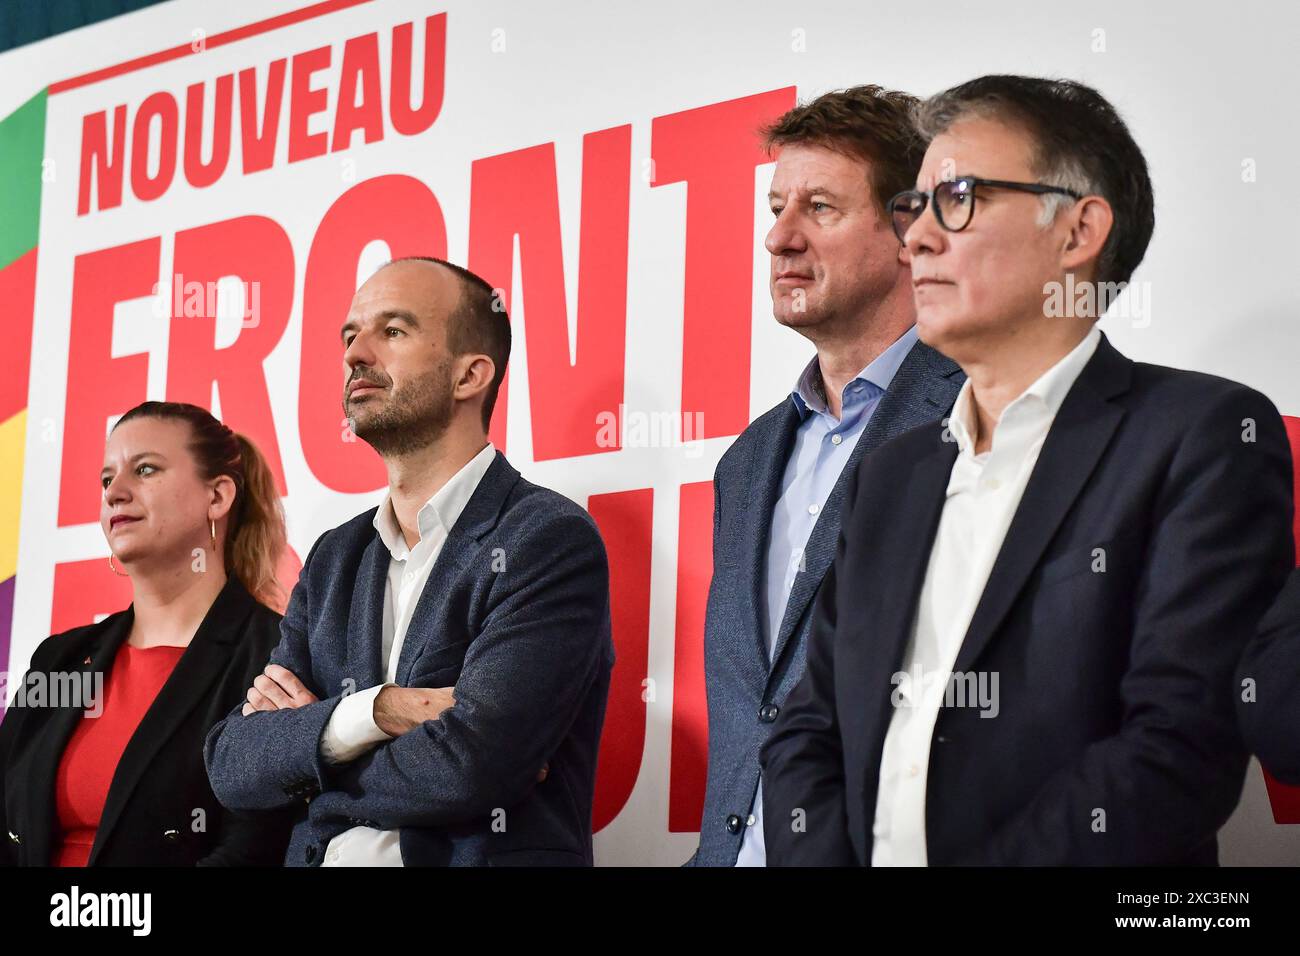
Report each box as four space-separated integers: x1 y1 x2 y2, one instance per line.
0 409 26 580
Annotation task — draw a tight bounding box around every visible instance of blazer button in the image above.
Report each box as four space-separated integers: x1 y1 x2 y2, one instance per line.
758 703 780 723
7 830 19 845
725 814 743 834
163 829 180 843
305 844 318 864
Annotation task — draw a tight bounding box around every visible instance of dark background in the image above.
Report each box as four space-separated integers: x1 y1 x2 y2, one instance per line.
1 0 169 53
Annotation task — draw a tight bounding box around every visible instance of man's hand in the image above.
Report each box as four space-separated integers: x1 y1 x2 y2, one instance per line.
373 685 457 737
242 663 320 715
369 687 549 782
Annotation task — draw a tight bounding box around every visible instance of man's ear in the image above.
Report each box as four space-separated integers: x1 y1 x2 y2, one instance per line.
1060 195 1114 278
453 354 496 404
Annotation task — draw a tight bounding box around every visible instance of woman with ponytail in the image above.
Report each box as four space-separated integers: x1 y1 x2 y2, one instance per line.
0 401 296 865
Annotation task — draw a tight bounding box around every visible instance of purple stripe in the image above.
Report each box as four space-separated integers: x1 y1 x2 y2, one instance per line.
0 575 13 722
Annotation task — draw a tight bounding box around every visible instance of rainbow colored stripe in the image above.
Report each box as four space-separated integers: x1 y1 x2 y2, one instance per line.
0 89 45 686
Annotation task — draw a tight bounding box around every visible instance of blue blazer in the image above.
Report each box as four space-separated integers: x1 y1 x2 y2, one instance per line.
204 452 614 866
690 341 964 865
762 334 1294 865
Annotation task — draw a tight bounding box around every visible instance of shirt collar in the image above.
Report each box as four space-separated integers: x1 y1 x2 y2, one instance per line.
790 324 920 419
947 324 1102 456
372 443 497 560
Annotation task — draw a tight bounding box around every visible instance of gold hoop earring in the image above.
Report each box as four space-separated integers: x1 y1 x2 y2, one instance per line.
210 519 217 551
108 554 129 577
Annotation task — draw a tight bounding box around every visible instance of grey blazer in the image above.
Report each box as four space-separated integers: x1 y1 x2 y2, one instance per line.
689 340 963 865
204 452 615 866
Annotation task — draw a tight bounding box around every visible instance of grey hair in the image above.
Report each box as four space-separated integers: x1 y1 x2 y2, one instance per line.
914 98 1095 229
907 76 1155 288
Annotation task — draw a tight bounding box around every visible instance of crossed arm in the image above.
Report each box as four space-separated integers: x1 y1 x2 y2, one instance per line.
243 667 544 777
204 514 606 824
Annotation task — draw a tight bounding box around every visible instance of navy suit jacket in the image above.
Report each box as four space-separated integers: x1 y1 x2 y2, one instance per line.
762 333 1294 865
204 451 614 866
1237 567 1300 785
690 340 964 865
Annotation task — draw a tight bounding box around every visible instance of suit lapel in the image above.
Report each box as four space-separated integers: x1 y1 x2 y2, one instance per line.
346 528 393 689
740 403 802 668
767 343 965 674
395 452 520 685
20 613 130 867
88 579 254 865
952 336 1132 677
857 436 959 798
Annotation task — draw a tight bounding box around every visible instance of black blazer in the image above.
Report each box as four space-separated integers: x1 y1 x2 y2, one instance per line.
761 333 1295 865
1236 566 1300 785
0 577 297 865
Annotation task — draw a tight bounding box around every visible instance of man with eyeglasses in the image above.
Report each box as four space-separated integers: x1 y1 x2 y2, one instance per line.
760 75 1294 865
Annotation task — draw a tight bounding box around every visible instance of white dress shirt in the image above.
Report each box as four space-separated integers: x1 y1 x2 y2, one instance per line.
871 326 1100 866
318 442 496 866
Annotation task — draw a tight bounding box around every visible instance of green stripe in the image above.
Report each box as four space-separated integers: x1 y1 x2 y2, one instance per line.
0 89 47 271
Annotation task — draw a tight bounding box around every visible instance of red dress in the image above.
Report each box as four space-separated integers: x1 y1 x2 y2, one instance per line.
51 642 186 867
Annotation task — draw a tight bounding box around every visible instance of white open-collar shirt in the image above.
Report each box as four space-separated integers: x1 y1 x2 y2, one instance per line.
317 442 496 866
871 326 1100 866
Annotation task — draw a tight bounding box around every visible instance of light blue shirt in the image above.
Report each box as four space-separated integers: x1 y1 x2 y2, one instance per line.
735 324 919 866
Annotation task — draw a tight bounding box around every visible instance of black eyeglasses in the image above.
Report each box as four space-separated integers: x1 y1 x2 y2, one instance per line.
887 176 1082 242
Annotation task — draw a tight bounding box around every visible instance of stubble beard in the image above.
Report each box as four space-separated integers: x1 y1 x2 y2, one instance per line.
344 359 455 457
